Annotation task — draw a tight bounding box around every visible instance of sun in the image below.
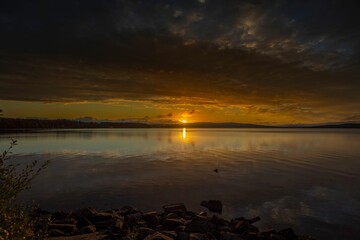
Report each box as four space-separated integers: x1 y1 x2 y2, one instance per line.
180 119 187 124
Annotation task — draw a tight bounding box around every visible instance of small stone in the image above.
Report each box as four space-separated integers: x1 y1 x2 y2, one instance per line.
127 212 143 223
162 203 187 213
178 232 190 240
120 205 138 215
166 212 179 219
184 219 214 233
48 223 78 235
260 229 277 236
200 200 222 213
48 229 66 237
73 207 97 219
270 234 287 240
80 225 96 234
220 231 243 240
161 230 178 239
246 216 261 224
210 215 229 226
189 233 205 240
198 212 207 217
163 218 185 228
144 232 175 240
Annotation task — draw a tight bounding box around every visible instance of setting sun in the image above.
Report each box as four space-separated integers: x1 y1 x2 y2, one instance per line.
180 119 187 124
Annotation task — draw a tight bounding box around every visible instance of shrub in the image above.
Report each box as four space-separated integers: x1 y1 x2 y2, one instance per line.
0 139 50 239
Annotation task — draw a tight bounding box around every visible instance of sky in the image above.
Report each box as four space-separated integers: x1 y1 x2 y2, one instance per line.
0 0 359 124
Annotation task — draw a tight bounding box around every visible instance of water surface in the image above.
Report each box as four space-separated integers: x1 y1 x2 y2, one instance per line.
1 128 360 239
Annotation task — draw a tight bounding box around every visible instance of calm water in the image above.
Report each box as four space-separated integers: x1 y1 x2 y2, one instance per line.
1 128 360 239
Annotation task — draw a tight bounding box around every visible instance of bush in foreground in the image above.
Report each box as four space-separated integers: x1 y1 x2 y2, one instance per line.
0 139 49 239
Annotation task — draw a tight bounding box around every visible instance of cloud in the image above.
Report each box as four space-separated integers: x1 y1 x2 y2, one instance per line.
0 0 359 122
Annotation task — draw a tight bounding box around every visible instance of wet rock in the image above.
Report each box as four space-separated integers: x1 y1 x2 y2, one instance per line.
210 215 229 227
161 230 178 239
144 231 175 240
73 207 97 219
163 218 185 228
80 225 96 234
200 200 222 213
231 220 247 234
184 219 214 233
48 229 66 237
144 211 160 228
52 211 72 220
178 232 190 240
189 233 205 240
270 234 287 240
138 227 156 239
49 223 78 235
166 212 179 219
163 203 187 213
74 215 93 229
126 212 143 223
219 231 243 240
247 216 261 225
260 229 277 237
198 212 207 217
120 206 138 215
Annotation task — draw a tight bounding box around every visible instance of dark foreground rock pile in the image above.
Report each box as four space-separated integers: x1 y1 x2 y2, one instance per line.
40 201 315 240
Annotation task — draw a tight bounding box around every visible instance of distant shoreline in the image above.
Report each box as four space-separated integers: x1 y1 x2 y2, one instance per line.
1 117 360 129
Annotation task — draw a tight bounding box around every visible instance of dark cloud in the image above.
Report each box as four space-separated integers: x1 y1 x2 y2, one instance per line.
0 0 359 121
157 113 173 119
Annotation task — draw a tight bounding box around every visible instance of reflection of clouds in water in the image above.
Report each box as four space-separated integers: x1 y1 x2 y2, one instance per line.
234 186 360 233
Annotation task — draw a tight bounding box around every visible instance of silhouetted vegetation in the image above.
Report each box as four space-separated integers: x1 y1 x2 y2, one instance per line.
0 140 50 239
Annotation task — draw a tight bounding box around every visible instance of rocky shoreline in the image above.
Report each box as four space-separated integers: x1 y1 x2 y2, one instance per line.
40 200 315 240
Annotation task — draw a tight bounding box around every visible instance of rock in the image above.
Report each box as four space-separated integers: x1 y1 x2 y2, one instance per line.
200 200 222 213
163 218 185 228
162 203 187 213
219 231 244 240
80 225 96 234
91 212 117 222
198 212 207 217
144 232 175 240
144 212 160 228
161 231 178 239
126 212 143 223
48 233 107 240
52 211 72 220
231 220 247 233
260 229 277 237
270 234 287 240
138 227 156 239
93 216 124 230
247 216 261 224
49 229 66 237
166 212 179 219
178 232 190 240
73 207 97 219
120 205 138 215
49 223 78 235
184 219 214 233
189 233 205 240
74 215 93 229
210 215 229 226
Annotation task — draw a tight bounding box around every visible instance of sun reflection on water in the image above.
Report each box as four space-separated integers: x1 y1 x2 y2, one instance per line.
182 128 187 140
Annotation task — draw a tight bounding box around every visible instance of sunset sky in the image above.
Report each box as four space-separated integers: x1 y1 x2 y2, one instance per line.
0 0 359 124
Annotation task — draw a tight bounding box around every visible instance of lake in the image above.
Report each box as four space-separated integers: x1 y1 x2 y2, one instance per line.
1 128 360 239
